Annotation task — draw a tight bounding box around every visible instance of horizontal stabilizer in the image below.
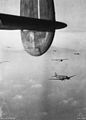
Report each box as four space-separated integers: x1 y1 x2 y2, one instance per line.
0 13 67 32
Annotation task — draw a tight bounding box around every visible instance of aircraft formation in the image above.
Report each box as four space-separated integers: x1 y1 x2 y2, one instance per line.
49 50 80 81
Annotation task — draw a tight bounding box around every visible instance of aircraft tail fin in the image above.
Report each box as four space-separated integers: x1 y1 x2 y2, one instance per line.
55 72 57 76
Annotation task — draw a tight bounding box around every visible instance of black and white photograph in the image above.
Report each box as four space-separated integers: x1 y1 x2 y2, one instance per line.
0 0 86 120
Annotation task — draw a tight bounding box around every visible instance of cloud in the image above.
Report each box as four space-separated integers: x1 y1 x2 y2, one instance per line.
82 107 86 111
31 84 42 89
13 95 23 100
0 91 5 96
29 79 36 84
71 100 78 106
59 97 78 106
34 112 48 117
61 99 69 104
13 84 23 88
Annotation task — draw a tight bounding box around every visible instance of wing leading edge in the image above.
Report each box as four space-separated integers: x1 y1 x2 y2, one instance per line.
0 13 67 32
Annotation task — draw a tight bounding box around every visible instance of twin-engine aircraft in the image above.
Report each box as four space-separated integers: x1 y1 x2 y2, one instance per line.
0 0 67 56
49 72 76 81
52 58 68 62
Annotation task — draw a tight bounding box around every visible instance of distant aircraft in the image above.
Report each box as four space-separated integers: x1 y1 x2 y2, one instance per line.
74 52 80 55
53 50 57 52
0 61 9 64
49 72 76 81
52 58 68 62
0 0 67 56
6 46 12 48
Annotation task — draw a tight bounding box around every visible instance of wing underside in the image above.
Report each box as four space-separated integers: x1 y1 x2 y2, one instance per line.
0 14 67 32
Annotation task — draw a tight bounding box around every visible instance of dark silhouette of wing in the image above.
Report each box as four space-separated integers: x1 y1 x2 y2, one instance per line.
0 13 67 32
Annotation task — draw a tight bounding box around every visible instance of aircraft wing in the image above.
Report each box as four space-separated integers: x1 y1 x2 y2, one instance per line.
0 13 67 32
49 78 60 80
69 75 76 78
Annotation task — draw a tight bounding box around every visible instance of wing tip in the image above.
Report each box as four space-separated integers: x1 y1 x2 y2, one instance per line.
55 21 67 29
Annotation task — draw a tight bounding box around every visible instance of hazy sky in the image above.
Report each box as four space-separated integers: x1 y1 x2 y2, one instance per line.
0 1 86 119
54 0 86 49
0 0 86 50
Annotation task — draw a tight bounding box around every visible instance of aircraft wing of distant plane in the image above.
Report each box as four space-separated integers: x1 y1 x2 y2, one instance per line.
49 75 76 81
52 59 68 61
0 13 67 32
0 61 9 63
49 77 61 80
